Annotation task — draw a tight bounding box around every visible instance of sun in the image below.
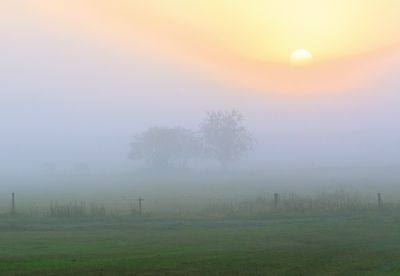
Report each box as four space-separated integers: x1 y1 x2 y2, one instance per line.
290 49 313 66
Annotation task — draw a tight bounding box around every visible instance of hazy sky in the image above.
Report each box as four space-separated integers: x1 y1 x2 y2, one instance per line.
1 1 400 174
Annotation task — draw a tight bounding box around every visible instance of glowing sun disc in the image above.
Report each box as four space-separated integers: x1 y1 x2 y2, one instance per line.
290 49 313 65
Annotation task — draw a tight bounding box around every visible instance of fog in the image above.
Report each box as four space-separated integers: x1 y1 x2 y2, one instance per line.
1 2 400 207
1 37 400 176
3 3 400 274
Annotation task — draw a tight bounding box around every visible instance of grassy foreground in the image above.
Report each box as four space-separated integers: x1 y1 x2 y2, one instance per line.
1 212 400 275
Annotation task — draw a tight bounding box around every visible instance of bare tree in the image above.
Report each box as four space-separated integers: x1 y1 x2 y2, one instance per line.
130 127 200 169
200 110 253 169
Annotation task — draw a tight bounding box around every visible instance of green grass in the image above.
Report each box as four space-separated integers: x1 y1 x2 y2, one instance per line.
1 212 400 275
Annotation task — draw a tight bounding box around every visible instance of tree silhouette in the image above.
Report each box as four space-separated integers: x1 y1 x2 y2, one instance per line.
200 110 253 169
130 127 200 169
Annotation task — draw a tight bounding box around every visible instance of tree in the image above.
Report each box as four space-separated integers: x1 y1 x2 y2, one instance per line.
174 127 202 168
130 127 201 169
200 110 253 169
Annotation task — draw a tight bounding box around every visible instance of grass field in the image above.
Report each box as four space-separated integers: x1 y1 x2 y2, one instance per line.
1 211 400 275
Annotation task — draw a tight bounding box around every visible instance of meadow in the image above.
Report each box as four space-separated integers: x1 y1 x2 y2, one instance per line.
1 172 400 275
2 211 400 275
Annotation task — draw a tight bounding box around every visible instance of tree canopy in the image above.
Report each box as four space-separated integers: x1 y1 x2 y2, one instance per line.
130 127 200 169
200 110 253 169
130 110 253 170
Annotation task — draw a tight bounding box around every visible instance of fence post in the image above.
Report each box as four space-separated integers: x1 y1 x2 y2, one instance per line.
138 197 144 215
273 193 279 209
11 192 15 214
377 192 381 208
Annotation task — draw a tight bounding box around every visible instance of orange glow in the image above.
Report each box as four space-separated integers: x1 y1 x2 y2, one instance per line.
24 0 400 94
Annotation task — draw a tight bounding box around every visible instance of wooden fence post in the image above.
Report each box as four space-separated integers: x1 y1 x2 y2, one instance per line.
377 193 381 208
11 192 15 214
138 197 144 215
273 193 279 209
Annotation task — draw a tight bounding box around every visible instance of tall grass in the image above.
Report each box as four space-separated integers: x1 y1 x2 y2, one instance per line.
48 201 106 217
2 191 399 219
202 191 399 218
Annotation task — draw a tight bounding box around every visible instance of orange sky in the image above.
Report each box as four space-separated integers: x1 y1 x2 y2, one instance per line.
10 0 400 94
2 1 400 172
